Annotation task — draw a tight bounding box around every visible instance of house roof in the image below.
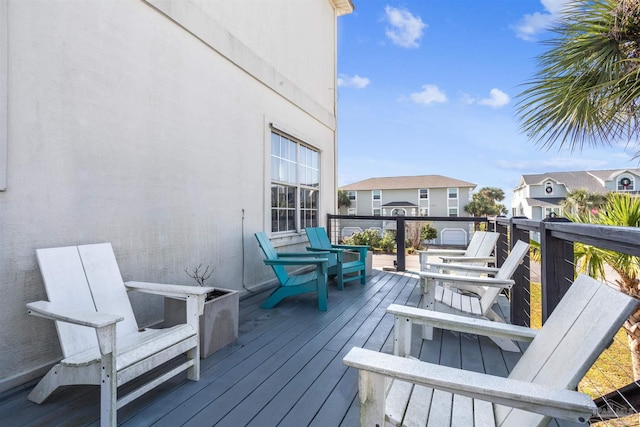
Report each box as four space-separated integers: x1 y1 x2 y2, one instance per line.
340 175 476 191
526 197 565 207
382 201 417 207
518 168 640 193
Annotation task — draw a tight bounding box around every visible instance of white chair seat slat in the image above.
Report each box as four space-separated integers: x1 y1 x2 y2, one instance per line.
386 379 413 426
61 324 196 369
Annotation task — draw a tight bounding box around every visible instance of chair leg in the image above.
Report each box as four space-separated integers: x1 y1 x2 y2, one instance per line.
28 364 64 404
100 353 117 427
28 363 101 404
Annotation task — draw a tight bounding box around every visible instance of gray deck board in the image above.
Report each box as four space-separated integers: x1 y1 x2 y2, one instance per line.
0 268 584 426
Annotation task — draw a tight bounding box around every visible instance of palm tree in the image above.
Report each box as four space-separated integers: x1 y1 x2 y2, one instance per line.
337 189 351 210
517 0 640 154
568 193 640 379
560 189 608 215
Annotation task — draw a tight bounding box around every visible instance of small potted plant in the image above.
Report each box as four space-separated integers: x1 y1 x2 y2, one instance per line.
164 265 239 358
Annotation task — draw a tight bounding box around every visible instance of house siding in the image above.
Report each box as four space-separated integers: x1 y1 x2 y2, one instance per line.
1 0 346 391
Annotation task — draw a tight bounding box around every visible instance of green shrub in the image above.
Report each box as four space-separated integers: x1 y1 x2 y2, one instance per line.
343 228 381 247
379 231 396 252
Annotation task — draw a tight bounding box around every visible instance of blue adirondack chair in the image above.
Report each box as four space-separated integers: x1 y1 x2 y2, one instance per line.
255 232 330 311
305 227 368 290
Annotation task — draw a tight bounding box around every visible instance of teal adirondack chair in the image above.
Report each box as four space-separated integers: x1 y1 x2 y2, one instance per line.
305 227 368 290
255 232 330 311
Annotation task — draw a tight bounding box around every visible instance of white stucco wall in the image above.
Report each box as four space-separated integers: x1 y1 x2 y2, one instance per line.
1 0 343 391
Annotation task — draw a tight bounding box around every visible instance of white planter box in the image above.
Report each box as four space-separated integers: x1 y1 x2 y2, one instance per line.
164 288 239 358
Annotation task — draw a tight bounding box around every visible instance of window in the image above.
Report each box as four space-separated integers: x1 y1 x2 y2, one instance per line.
372 190 381 200
419 188 429 199
449 207 458 217
270 131 319 233
618 176 635 191
348 191 356 201
448 188 458 199
373 208 381 216
347 208 356 216
420 207 429 216
545 207 561 218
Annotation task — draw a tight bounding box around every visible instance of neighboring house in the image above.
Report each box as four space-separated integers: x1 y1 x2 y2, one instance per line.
338 175 476 245
0 0 353 392
511 168 640 220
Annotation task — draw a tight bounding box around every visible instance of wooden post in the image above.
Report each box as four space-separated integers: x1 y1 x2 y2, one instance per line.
540 217 574 323
396 216 406 271
510 217 530 327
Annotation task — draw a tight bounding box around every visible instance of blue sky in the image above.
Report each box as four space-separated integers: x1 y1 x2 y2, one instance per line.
336 0 639 209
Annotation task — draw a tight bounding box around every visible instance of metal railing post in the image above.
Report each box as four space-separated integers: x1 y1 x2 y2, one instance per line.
540 217 573 323
510 217 530 327
396 216 406 271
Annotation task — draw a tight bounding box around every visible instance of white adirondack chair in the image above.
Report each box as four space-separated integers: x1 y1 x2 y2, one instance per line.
344 274 638 427
420 240 530 352
417 230 499 271
26 243 214 427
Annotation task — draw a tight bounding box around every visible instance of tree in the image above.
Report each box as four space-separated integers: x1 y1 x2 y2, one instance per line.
337 189 351 209
517 0 640 154
568 192 640 379
560 189 608 215
464 187 508 217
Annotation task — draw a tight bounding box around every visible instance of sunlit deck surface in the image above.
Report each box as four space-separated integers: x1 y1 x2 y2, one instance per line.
2 263 578 426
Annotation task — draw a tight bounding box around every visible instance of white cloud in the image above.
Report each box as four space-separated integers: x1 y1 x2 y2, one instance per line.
478 88 510 108
410 84 447 106
384 6 426 49
337 74 371 89
459 89 510 108
513 0 573 41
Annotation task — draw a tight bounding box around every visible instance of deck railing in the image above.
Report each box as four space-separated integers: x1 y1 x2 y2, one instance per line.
327 213 640 423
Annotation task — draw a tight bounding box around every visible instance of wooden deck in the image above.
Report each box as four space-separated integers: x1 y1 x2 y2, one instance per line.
1 267 579 426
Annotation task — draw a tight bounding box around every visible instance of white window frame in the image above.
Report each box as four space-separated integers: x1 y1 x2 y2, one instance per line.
618 175 635 191
270 130 319 234
448 187 459 216
419 188 429 199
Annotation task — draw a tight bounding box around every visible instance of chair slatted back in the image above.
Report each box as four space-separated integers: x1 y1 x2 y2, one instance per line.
78 243 139 335
37 244 140 358
464 231 498 257
305 227 337 268
36 246 99 358
478 240 529 314
255 232 289 285
496 274 638 427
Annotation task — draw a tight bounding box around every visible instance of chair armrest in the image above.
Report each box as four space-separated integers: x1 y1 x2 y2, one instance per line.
423 261 500 274
125 281 215 299
27 300 123 328
332 244 369 250
343 347 595 423
420 271 514 287
278 251 329 257
417 249 466 256
264 258 328 266
387 304 537 342
439 256 496 263
307 247 342 253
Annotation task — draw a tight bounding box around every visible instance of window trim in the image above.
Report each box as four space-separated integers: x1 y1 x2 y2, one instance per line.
269 127 320 235
618 175 635 191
